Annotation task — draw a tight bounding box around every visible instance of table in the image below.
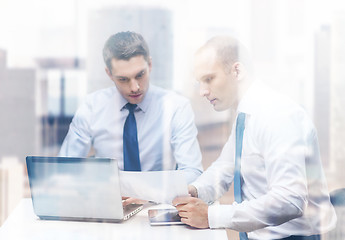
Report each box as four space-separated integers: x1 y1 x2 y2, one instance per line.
0 198 227 240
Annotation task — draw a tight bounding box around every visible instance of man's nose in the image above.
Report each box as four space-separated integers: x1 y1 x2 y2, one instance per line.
199 84 210 97
130 80 140 92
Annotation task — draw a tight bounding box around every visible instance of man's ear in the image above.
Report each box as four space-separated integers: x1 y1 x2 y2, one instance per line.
105 67 112 79
231 62 245 81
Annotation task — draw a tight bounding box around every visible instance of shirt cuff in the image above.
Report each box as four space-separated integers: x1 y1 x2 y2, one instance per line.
208 203 236 229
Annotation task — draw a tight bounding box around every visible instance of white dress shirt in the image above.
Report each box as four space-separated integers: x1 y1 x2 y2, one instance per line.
192 81 336 239
59 84 203 183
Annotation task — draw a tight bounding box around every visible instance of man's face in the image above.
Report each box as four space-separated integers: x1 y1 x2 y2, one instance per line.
194 47 239 111
106 55 152 104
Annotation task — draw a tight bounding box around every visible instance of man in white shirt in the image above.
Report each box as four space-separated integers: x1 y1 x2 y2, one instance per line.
59 31 203 187
173 36 336 240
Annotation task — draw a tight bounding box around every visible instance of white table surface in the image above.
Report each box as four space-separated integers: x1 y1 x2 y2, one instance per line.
0 198 227 240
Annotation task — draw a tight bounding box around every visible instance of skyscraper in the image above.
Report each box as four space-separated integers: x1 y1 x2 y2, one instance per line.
330 12 345 187
0 49 37 163
314 25 331 168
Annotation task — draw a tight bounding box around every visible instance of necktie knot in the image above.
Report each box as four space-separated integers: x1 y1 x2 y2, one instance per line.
125 103 137 113
237 112 246 126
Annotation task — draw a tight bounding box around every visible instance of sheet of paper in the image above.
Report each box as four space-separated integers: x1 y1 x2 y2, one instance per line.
119 170 188 204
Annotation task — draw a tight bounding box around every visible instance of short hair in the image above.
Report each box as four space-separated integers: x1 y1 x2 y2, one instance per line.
103 31 150 72
201 36 253 74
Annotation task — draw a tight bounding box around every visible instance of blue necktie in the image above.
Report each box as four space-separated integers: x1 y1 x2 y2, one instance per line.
123 103 141 171
234 112 248 240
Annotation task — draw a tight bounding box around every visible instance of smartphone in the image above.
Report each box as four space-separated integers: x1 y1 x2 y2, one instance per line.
148 209 185 226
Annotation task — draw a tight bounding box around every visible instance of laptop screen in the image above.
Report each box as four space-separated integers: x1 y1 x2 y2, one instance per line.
26 156 125 221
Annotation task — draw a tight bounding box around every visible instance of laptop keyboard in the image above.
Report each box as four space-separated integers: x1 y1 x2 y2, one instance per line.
123 204 143 220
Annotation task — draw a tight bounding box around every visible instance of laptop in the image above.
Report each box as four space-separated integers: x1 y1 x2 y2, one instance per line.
26 156 143 222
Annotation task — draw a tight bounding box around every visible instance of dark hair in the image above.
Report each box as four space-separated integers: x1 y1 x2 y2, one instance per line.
103 31 150 72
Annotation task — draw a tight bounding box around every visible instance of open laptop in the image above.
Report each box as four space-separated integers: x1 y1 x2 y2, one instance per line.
26 156 143 222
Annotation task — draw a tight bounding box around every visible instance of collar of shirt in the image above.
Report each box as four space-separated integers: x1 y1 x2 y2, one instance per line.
119 84 153 113
236 80 265 117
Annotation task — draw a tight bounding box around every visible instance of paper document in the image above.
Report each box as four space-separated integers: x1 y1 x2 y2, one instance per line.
119 170 188 204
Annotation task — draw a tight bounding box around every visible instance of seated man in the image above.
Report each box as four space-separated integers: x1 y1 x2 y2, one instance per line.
59 31 203 188
173 36 336 240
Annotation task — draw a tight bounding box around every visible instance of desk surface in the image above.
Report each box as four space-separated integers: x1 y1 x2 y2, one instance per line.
0 199 227 240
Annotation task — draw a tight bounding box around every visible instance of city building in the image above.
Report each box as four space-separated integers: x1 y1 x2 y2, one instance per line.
314 25 331 168
0 50 30 225
0 50 38 163
0 157 24 226
329 12 345 190
35 57 87 155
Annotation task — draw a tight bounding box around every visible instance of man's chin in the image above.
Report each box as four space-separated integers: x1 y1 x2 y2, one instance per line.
127 95 144 104
129 99 142 105
213 104 227 112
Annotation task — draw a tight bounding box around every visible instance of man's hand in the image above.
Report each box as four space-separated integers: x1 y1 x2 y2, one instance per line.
172 196 209 229
122 197 148 207
188 185 198 198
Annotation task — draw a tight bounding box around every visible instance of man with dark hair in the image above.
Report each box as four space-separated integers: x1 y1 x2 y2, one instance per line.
103 31 151 70
173 36 336 240
59 31 203 192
